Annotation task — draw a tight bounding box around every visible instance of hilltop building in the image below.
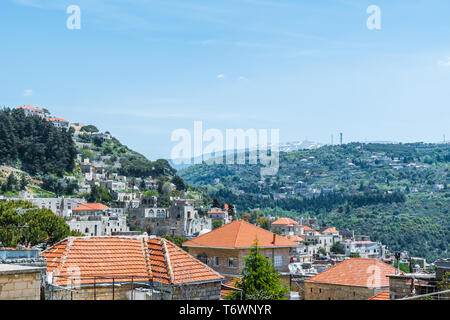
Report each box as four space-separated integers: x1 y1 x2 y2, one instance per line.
17 105 45 118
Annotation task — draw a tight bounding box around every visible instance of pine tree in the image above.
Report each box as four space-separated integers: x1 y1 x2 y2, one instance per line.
227 239 289 300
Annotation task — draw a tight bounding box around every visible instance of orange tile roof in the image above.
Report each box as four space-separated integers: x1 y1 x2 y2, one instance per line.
302 225 312 231
305 258 399 288
368 290 390 300
286 235 305 243
220 277 241 298
49 117 68 122
271 217 298 226
322 227 339 234
18 105 42 111
41 236 224 286
183 220 299 249
73 203 109 212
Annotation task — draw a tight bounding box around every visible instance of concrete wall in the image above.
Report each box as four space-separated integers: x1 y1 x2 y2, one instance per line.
0 268 41 300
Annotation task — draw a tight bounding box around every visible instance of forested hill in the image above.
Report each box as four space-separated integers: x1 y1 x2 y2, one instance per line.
179 142 450 261
0 107 177 181
0 108 76 176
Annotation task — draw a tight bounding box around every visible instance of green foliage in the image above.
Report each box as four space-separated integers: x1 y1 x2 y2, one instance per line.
257 217 271 230
162 234 188 252
0 201 73 247
180 142 450 262
142 190 159 197
41 175 79 196
86 185 113 205
80 125 99 133
227 240 289 300
0 108 77 176
330 242 345 254
212 220 222 229
172 175 186 191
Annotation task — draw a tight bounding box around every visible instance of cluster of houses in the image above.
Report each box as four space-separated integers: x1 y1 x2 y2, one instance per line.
0 216 448 301
2 105 446 301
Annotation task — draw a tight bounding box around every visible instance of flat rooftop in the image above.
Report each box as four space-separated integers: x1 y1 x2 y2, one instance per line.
0 264 44 275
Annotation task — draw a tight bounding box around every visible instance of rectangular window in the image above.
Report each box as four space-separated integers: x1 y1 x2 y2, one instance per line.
228 258 237 268
274 256 282 267
214 257 219 266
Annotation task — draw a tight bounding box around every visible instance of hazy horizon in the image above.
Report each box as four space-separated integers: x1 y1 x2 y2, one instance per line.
1 0 449 160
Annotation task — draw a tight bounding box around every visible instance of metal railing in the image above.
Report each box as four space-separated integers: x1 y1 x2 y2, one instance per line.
46 274 171 300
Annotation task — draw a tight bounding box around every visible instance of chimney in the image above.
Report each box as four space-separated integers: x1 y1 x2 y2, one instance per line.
272 233 276 244
244 215 247 222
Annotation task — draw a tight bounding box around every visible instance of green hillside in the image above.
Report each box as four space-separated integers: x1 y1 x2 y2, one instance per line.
179 142 450 262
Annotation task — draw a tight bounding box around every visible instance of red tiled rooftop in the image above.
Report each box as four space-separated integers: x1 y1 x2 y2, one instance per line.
41 236 224 287
18 105 42 111
271 217 298 226
183 220 299 249
48 117 68 122
368 290 390 300
322 227 339 234
73 203 109 212
305 258 399 288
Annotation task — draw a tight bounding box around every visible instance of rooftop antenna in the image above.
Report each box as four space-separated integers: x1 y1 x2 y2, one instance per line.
340 133 343 145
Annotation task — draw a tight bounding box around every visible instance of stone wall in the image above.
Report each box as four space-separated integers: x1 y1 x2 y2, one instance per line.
48 281 221 300
187 247 291 278
304 282 385 300
172 281 222 300
0 269 41 300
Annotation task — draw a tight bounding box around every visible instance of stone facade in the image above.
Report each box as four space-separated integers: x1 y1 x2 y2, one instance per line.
129 198 212 238
67 216 129 236
187 247 291 279
47 281 221 300
303 282 387 300
0 264 43 300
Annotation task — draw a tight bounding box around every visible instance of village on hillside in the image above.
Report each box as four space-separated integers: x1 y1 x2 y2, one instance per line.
0 105 449 301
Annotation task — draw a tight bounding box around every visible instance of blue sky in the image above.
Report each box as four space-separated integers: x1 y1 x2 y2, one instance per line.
1 0 450 160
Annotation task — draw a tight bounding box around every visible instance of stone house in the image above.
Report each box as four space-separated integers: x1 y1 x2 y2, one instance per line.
271 217 303 236
30 197 86 217
129 198 211 238
303 258 398 300
183 220 299 287
41 236 224 300
0 264 43 300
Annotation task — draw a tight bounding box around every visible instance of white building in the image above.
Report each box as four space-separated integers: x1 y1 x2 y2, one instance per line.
67 216 129 236
17 105 45 118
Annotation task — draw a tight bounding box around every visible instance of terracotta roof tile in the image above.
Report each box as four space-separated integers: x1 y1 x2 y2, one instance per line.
305 258 399 288
271 217 298 226
322 227 339 234
368 290 390 300
183 220 299 249
41 236 223 287
73 203 109 212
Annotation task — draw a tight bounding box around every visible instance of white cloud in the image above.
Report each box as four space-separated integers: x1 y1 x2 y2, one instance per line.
238 76 249 81
23 89 33 96
438 57 450 67
217 74 225 79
